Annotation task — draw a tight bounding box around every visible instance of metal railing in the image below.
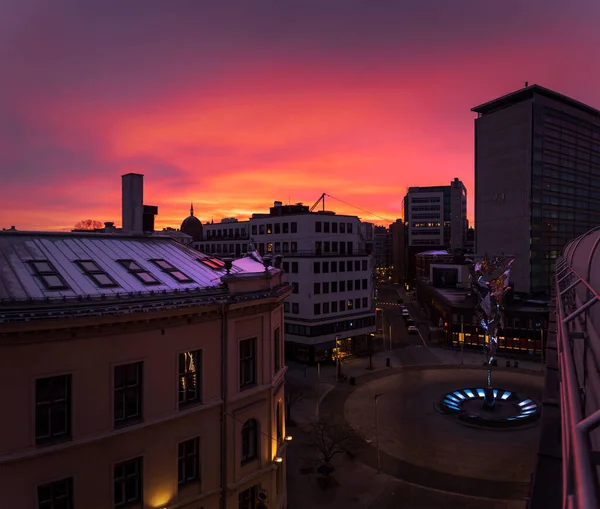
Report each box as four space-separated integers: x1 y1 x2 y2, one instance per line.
554 244 600 509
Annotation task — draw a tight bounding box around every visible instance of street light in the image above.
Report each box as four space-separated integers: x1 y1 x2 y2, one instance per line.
374 393 383 472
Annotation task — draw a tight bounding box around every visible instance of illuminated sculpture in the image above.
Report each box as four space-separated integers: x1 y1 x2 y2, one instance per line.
466 254 515 409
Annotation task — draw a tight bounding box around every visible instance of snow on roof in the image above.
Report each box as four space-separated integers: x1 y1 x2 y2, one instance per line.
0 231 273 303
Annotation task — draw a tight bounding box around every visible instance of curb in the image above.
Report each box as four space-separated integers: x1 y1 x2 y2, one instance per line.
315 384 336 420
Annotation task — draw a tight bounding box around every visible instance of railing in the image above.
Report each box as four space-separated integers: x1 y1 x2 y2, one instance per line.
554 250 600 509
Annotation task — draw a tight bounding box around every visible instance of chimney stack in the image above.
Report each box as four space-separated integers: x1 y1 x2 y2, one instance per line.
122 173 144 234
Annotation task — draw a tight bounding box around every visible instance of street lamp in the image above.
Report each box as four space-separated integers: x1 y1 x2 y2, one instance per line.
374 393 383 472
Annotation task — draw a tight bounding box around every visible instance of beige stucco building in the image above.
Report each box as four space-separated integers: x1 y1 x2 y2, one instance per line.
0 231 291 509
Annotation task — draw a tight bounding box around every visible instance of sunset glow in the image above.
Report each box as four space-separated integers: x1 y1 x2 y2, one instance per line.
2 1 599 231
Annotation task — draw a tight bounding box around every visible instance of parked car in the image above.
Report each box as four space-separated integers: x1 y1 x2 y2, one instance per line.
408 325 419 334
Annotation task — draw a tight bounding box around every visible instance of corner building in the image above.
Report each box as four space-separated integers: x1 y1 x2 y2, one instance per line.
0 231 291 509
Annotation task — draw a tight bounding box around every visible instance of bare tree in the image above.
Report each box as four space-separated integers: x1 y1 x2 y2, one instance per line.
306 418 360 466
284 377 309 427
74 219 104 230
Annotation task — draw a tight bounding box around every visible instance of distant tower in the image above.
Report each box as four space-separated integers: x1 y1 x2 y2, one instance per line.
180 202 203 241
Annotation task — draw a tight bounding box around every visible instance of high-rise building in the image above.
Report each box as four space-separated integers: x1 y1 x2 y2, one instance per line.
194 202 376 362
402 178 468 285
473 84 600 295
389 219 405 284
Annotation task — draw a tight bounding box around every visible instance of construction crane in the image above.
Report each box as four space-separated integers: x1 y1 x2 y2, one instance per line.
310 193 327 212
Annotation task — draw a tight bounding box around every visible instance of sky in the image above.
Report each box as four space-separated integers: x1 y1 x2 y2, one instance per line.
1 0 599 231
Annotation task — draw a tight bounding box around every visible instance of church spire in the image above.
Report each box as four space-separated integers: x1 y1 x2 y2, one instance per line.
190 202 194 216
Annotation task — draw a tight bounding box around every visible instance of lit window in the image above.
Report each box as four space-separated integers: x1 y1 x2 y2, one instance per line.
29 260 70 290
150 259 194 283
75 260 119 288
118 259 161 285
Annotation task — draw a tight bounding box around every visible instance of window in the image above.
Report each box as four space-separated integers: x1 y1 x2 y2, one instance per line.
322 262 329 273
362 279 368 290
292 262 298 273
283 223 289 234
178 438 200 486
324 222 330 233
323 282 329 294
348 299 353 310
339 300 346 311
241 420 259 463
332 241 338 252
331 261 337 272
291 242 297 253
347 261 353 271
37 477 73 509
313 262 320 273
35 375 71 445
150 260 194 283
314 282 321 294
199 257 225 270
362 260 368 271
274 223 281 234
252 225 257 235
75 260 118 288
114 457 143 508
339 262 345 272
274 242 280 252
240 338 257 389
355 279 360 289
355 298 360 309
239 485 259 509
283 242 289 253
267 243 273 253
315 221 322 232
114 363 143 427
267 224 272 234
355 261 360 271
347 223 353 233
118 259 161 285
284 302 290 313
283 262 289 273
323 302 330 313
292 302 299 314
179 350 202 407
29 260 69 290
340 223 346 233
292 282 299 294
314 303 321 315
332 222 338 233
340 281 346 291
331 281 338 292
276 401 283 443
274 328 282 372
332 301 338 313
259 225 265 235
291 222 297 233
362 297 368 308
348 280 353 291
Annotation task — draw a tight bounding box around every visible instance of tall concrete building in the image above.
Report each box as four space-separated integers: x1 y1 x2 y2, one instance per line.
402 178 468 285
473 84 600 296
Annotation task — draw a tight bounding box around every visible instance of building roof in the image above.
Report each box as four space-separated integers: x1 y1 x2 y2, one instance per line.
0 231 267 307
471 84 600 117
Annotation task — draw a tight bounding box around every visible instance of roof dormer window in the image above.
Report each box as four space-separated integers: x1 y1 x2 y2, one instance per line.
198 257 225 270
150 259 194 283
118 259 161 285
29 260 70 290
74 260 119 288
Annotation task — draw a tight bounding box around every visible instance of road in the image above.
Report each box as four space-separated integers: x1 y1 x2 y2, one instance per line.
375 284 438 366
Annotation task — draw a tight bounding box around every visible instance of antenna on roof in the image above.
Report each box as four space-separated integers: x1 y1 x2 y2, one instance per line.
525 81 528 87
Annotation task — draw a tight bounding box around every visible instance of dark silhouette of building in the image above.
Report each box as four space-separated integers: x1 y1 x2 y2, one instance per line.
180 204 204 241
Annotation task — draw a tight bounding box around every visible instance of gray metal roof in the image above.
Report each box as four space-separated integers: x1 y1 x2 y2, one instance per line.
0 231 266 304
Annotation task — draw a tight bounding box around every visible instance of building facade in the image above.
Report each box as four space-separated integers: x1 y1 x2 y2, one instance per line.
402 178 468 287
194 202 376 362
389 219 405 284
0 232 291 509
473 84 600 296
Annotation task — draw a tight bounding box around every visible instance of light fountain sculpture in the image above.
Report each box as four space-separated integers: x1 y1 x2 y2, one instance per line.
466 253 515 410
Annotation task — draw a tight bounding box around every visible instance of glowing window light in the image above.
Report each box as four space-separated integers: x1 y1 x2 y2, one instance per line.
477 389 486 398
518 399 532 407
521 404 537 411
446 394 460 403
444 400 460 409
493 390 498 398
453 392 467 400
500 391 511 400
516 414 529 418
464 390 475 398
521 409 536 415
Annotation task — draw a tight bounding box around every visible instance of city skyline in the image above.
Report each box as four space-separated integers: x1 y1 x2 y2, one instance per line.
2 1 600 231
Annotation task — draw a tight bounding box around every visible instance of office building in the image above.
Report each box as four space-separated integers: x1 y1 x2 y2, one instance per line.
0 231 291 509
389 219 405 284
402 177 468 286
194 202 376 362
473 84 600 296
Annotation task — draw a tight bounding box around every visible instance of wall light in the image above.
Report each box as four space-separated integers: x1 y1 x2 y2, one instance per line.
284 435 293 441
273 456 283 463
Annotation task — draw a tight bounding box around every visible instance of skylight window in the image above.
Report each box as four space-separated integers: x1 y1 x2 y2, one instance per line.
118 259 161 285
198 257 226 270
150 259 194 283
29 260 70 290
75 260 119 288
